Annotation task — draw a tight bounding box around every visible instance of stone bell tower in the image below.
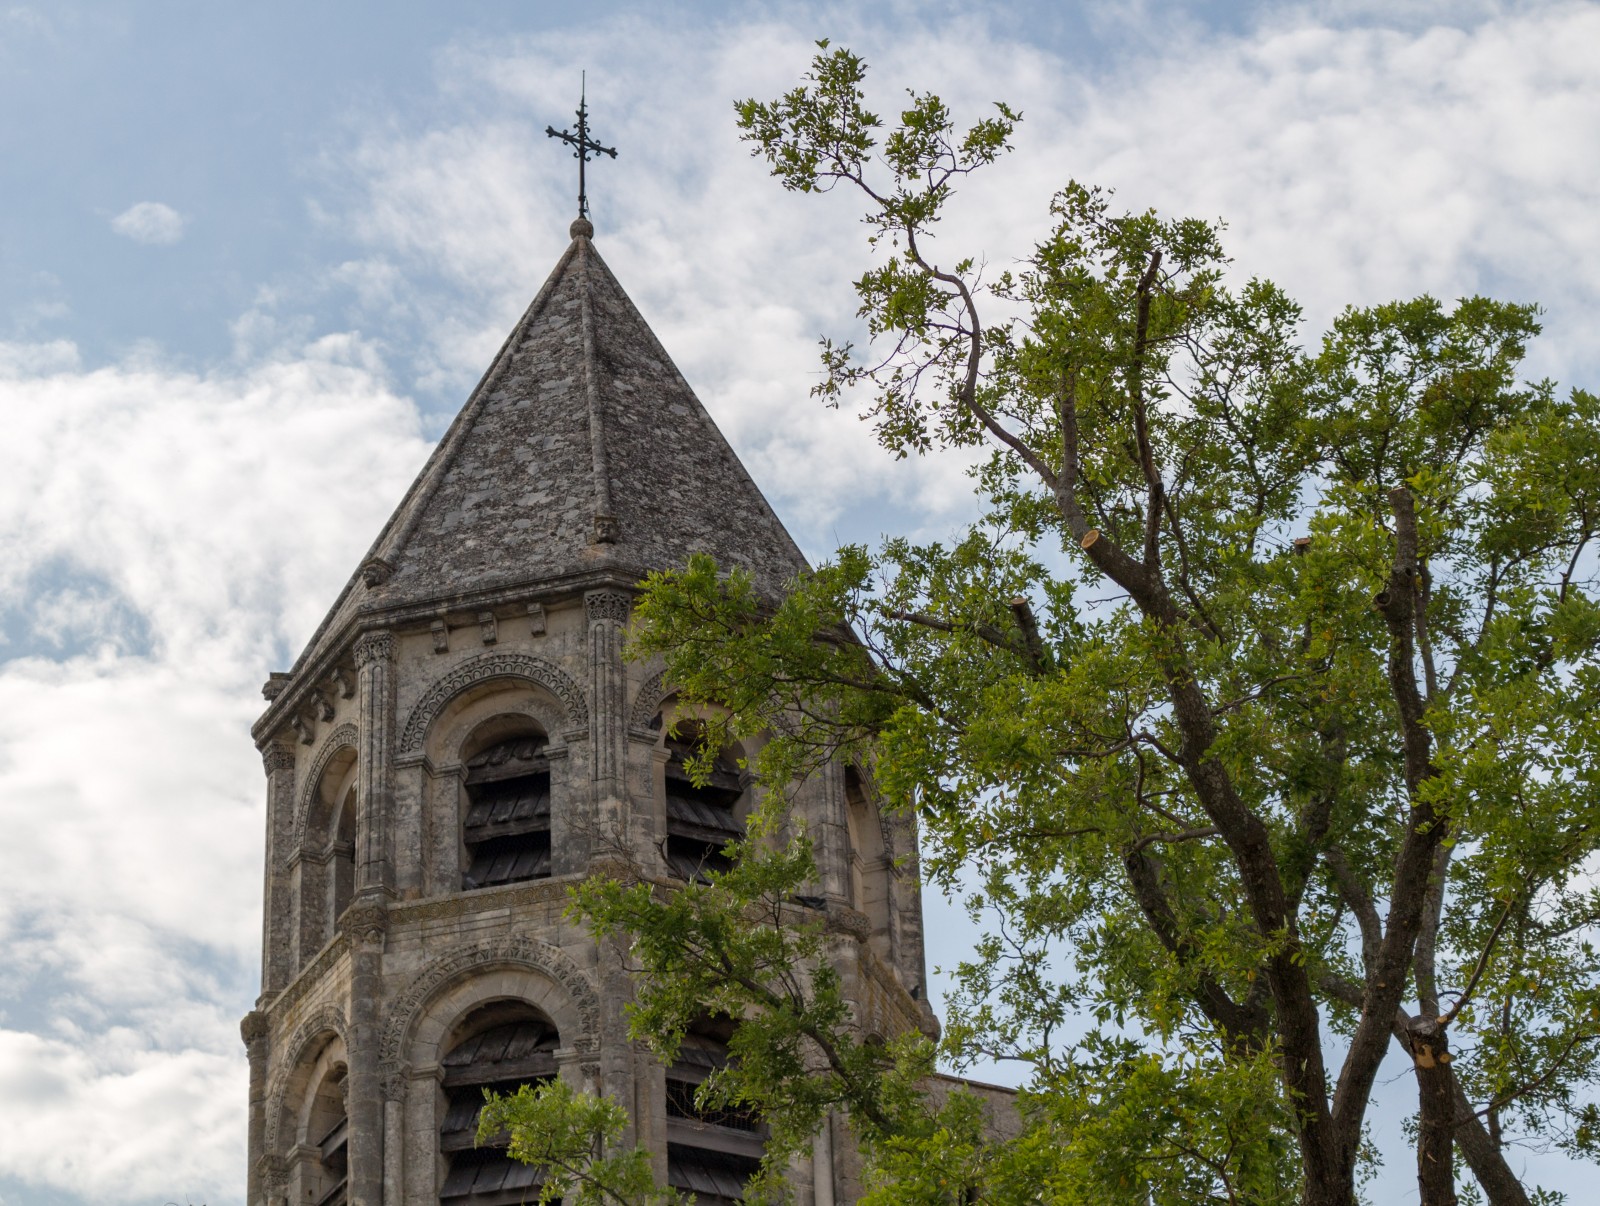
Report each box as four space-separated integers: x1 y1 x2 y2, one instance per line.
242 218 935 1206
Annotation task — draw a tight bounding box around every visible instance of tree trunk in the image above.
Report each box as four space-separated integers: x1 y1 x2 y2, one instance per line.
1406 1016 1458 1206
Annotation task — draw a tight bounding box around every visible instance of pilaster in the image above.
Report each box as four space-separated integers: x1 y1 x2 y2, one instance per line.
585 590 630 851
354 630 396 894
241 1010 271 1206
344 897 388 1206
260 742 297 992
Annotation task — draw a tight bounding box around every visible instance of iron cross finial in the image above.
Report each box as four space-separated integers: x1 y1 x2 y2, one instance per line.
545 72 618 222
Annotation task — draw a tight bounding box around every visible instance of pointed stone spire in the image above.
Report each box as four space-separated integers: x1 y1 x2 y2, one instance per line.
273 221 808 690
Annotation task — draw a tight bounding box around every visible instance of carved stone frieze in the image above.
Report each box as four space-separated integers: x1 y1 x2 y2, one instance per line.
379 937 602 1068
353 629 396 668
292 724 359 844
398 652 588 753
584 589 631 625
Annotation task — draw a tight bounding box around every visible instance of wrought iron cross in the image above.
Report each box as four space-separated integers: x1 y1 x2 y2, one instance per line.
545 73 618 221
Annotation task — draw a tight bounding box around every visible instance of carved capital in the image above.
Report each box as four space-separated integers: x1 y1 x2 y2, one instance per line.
585 589 631 625
258 1153 288 1194
343 898 388 947
353 630 395 668
261 745 297 776
379 1060 409 1102
240 1009 271 1045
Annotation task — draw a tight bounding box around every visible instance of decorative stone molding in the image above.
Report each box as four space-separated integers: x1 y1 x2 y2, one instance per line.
398 652 588 754
360 557 394 587
353 629 396 668
584 589 631 625
258 1153 288 1196
263 1003 348 1154
341 898 388 948
241 1009 271 1045
262 745 297 776
266 934 349 1021
292 724 359 844
628 669 669 732
379 937 602 1068
378 1059 409 1102
388 876 572 924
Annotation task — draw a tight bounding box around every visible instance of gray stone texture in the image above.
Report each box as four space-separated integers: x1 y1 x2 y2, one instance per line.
244 225 972 1206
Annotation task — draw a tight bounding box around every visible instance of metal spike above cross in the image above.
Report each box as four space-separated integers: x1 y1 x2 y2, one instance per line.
545 73 618 222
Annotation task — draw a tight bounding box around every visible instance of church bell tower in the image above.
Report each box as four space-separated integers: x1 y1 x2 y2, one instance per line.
242 217 934 1206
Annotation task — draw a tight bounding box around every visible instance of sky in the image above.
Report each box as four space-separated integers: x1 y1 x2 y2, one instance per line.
1 1 1598 1203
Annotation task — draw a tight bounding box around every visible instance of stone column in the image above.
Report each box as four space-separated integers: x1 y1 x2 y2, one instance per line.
585 590 631 852
260 742 298 992
242 1010 271 1206
345 899 388 1206
381 1063 406 1205
816 762 853 906
354 630 397 893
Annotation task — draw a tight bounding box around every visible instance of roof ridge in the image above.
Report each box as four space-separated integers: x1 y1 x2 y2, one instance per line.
279 236 584 680
576 237 617 544
372 236 585 571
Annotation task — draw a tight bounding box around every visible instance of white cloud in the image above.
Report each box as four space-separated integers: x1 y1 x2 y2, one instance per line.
109 201 188 246
0 336 430 1202
5 4 1600 1203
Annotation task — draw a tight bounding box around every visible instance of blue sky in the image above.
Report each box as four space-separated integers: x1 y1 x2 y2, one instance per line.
2 2 1598 1203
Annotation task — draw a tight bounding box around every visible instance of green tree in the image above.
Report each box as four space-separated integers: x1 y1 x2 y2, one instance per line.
583 43 1600 1206
475 1077 686 1206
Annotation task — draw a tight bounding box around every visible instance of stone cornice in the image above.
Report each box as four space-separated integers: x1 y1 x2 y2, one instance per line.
252 567 649 746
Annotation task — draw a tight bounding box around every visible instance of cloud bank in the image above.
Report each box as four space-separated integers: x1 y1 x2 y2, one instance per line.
3 4 1598 1202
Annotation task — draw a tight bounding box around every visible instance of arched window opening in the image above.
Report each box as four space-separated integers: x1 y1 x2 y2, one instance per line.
307 1063 349 1206
845 767 893 959
462 734 551 891
439 1002 561 1205
329 784 356 927
665 1017 765 1205
663 722 744 882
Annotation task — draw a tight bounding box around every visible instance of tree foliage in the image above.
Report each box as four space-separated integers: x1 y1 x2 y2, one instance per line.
565 43 1600 1206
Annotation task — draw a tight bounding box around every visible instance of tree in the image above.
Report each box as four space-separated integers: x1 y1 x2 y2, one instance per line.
573 44 1600 1206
